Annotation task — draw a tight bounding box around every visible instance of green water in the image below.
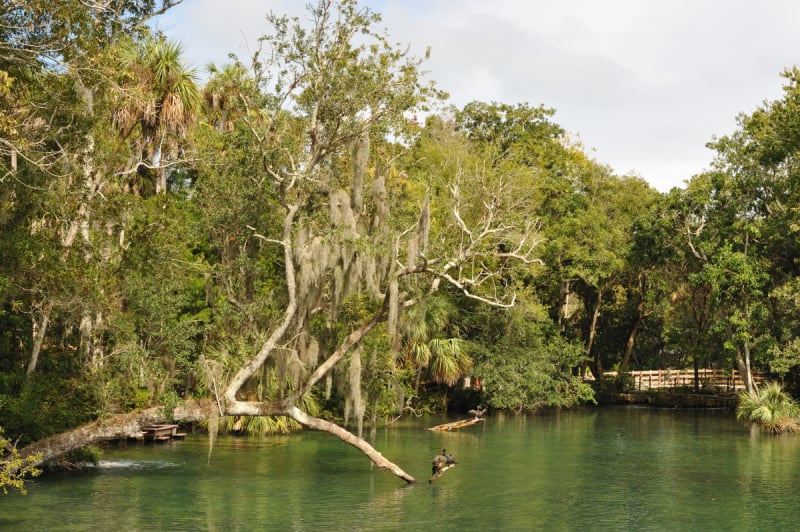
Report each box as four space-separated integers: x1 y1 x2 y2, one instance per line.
2 406 798 531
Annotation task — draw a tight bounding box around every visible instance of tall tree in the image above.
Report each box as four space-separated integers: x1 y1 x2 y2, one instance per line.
11 0 544 485
111 34 200 195
678 67 800 393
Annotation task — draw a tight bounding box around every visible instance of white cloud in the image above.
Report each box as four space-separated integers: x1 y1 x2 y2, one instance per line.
158 0 800 192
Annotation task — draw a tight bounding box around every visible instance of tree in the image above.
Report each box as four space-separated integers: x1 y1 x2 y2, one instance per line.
9 0 544 485
0 0 208 486
111 34 201 195
401 295 471 394
468 298 593 411
674 67 800 394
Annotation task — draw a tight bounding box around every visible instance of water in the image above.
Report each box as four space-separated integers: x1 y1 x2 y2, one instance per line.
2 406 798 531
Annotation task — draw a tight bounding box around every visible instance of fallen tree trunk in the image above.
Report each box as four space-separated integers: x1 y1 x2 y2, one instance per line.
13 398 417 484
427 417 484 431
17 400 214 466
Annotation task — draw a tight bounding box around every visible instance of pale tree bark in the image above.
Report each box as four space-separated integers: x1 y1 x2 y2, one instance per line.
287 406 415 483
587 290 603 380
26 300 53 378
17 401 213 467
736 343 754 395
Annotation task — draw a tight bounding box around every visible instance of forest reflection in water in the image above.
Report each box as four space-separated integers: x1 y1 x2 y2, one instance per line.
2 406 798 531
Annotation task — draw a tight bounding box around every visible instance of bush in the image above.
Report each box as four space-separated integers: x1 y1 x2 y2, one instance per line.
737 382 800 434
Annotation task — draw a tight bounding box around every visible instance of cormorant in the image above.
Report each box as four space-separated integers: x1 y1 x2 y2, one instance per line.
468 406 487 418
432 448 456 475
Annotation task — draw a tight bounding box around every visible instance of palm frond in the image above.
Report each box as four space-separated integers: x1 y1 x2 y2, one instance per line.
737 382 800 434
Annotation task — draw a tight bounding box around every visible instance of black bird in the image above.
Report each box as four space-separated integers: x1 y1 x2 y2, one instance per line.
468 406 487 418
432 448 456 475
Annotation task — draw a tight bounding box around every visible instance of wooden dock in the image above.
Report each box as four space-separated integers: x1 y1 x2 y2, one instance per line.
141 424 186 442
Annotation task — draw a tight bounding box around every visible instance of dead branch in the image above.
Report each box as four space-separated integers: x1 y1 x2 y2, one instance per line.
428 463 456 483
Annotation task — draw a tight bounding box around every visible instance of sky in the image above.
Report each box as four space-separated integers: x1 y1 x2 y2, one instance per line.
157 0 800 192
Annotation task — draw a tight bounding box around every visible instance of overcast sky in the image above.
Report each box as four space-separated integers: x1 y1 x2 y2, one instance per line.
157 0 800 192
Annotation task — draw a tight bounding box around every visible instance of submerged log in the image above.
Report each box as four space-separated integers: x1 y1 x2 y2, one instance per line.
427 417 484 431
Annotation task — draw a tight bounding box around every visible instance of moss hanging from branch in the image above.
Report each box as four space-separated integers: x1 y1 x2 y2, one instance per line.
344 345 365 437
351 132 369 214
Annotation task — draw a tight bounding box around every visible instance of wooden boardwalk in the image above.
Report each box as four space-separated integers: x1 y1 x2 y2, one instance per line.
598 369 765 391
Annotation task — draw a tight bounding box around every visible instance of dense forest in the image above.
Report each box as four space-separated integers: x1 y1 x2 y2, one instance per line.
4 0 800 487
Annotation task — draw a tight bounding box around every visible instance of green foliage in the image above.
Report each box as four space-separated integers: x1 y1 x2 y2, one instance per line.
0 427 42 495
471 302 595 411
0 373 99 445
62 445 103 467
13 0 800 465
737 382 800 434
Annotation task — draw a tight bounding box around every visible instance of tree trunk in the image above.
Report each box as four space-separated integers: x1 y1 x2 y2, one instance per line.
14 398 417 484
736 342 754 395
287 406 415 483
26 300 53 378
618 315 641 375
619 275 649 375
587 290 603 380
17 400 214 467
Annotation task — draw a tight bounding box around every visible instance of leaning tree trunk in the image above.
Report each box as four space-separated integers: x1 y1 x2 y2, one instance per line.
287 407 415 483
14 395 417 484
618 314 641 375
16 401 214 467
618 275 650 375
26 300 53 378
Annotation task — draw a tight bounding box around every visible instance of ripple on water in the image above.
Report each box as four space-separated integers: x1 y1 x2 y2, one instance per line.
94 459 181 470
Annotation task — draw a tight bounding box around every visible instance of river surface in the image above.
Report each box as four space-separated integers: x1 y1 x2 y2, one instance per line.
2 406 799 531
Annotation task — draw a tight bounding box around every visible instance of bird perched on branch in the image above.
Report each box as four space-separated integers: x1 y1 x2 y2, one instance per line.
467 406 487 419
432 448 457 475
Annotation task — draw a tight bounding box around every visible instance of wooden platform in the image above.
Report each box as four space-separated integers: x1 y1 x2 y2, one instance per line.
141 424 185 442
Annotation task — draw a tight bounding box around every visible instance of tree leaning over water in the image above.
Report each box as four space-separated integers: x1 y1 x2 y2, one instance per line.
188 0 544 483
7 0 545 484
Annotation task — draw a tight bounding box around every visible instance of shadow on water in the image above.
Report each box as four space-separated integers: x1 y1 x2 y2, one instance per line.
1 406 797 531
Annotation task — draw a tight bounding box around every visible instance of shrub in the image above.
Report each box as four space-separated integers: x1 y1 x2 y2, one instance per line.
737 382 800 434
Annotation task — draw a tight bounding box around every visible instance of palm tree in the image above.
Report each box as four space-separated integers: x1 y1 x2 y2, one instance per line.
737 382 800 434
203 62 252 132
402 297 472 393
112 34 200 195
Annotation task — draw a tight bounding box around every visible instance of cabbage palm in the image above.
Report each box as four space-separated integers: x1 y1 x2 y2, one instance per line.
403 297 472 391
113 34 200 195
203 62 252 132
737 382 800 434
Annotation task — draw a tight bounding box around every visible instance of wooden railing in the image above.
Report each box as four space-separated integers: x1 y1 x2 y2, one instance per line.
598 369 765 391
